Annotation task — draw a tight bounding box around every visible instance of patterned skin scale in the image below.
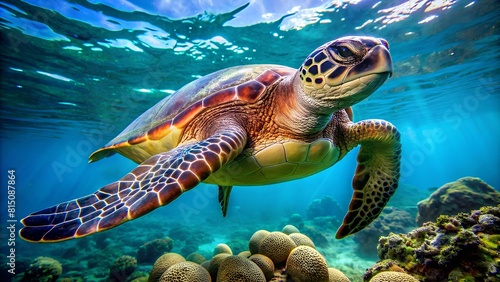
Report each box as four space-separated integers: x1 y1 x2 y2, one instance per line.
20 36 401 242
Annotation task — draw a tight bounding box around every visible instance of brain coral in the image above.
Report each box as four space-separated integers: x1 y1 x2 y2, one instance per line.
289 233 316 249
249 254 275 281
109 255 137 282
249 230 270 255
258 231 296 264
207 253 231 280
328 268 351 282
148 253 185 282
158 261 211 282
237 251 251 258
186 253 206 264
286 246 329 282
213 243 233 256
282 224 300 234
368 271 418 282
216 255 266 282
416 177 500 225
23 256 62 282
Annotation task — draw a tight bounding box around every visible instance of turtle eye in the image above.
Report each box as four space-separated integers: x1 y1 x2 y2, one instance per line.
330 45 354 58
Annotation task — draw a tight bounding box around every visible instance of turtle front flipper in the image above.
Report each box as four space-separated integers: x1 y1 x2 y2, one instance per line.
336 120 401 239
20 127 247 242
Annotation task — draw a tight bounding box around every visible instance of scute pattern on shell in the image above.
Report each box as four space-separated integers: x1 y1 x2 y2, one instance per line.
216 255 266 282
159 261 211 282
90 65 292 164
258 231 297 264
286 246 329 282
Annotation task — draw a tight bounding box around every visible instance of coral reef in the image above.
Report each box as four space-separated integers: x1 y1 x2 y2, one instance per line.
180 243 199 257
306 196 343 220
149 253 185 282
289 233 316 249
328 268 351 282
0 256 29 281
148 225 351 282
282 224 300 235
385 183 431 214
302 226 329 248
365 205 500 281
127 271 149 282
353 207 416 258
416 177 500 226
311 216 340 232
225 238 248 255
21 256 62 282
186 253 206 264
249 230 270 255
288 213 305 230
137 237 174 264
207 253 231 280
238 251 251 258
158 261 210 282
368 271 418 282
109 255 137 282
286 246 329 282
168 225 214 252
249 254 275 281
258 231 297 264
216 255 266 282
213 243 233 256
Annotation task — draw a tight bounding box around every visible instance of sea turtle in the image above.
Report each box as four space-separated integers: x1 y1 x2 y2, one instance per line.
20 36 401 242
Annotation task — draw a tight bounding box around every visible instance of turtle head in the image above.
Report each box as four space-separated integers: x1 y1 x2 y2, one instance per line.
296 36 392 113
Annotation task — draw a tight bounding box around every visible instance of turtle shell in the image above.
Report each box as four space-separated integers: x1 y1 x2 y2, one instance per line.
89 64 295 164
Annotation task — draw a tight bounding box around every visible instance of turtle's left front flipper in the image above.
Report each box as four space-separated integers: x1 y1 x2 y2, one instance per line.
336 120 401 239
20 126 247 242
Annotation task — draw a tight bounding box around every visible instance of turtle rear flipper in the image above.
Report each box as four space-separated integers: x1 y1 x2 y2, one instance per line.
20 127 247 242
335 120 401 239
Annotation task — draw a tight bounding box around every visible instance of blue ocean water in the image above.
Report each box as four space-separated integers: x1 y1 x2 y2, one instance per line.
0 0 499 280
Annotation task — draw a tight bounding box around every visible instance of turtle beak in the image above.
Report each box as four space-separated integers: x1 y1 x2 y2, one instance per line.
379 38 392 78
347 41 393 80
380 38 390 50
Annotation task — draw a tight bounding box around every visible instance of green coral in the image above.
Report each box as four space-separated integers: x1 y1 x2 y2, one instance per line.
109 255 137 282
22 256 62 282
355 207 416 258
416 177 500 226
366 205 500 282
137 237 174 264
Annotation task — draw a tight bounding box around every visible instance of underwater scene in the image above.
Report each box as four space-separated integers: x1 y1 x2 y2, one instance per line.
1 0 499 281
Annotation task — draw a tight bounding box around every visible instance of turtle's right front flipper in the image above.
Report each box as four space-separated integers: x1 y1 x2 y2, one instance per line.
20 127 247 242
